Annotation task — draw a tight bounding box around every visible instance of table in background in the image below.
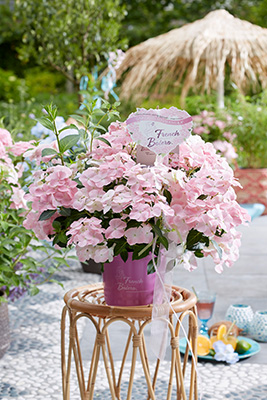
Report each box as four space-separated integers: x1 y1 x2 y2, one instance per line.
61 283 198 400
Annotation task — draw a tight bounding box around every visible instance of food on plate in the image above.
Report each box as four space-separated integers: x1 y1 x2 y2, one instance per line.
235 339 252 354
196 335 212 356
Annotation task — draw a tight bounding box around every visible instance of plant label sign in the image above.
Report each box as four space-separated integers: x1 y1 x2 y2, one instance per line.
126 107 193 164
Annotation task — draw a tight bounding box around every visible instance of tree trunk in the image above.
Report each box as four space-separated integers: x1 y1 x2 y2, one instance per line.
217 70 225 109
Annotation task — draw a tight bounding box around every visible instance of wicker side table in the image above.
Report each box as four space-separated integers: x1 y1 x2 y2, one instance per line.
61 283 198 400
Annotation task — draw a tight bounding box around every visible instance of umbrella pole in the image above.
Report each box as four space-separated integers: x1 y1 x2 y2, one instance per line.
217 70 225 109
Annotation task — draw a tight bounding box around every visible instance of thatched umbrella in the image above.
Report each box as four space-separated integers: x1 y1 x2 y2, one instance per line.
117 10 267 108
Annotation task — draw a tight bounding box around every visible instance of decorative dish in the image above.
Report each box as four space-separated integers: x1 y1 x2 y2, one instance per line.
179 336 260 361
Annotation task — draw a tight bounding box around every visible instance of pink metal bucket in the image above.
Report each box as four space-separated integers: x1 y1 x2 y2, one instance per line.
103 254 156 306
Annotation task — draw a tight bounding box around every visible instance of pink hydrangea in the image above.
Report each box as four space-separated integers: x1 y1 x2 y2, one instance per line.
125 225 153 246
67 217 105 247
23 210 59 241
0 128 13 147
105 219 127 239
23 112 249 273
213 140 238 162
10 187 27 210
27 166 77 212
76 244 113 263
25 141 59 165
9 141 35 157
0 142 11 164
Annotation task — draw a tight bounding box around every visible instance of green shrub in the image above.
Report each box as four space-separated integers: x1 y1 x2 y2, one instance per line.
117 91 220 121
25 67 66 97
0 92 77 142
0 68 26 102
0 100 39 141
229 92 267 168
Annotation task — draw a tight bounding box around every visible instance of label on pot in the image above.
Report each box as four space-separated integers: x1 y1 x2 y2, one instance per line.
115 266 143 292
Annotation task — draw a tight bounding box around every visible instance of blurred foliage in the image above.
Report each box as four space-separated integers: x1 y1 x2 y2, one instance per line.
0 0 266 172
24 67 66 97
0 2 25 75
0 92 77 142
117 91 219 120
118 89 267 169
0 68 27 102
0 100 37 141
121 0 267 47
229 91 267 168
14 0 127 87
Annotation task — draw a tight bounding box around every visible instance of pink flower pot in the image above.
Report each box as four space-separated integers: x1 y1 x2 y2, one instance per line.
103 254 156 306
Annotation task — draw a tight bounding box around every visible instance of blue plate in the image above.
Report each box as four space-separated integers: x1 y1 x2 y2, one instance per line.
179 336 261 361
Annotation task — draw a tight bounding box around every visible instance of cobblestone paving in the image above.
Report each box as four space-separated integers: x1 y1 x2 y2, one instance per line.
1 262 267 399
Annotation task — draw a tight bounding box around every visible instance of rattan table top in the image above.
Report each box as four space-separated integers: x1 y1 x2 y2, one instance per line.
63 283 197 319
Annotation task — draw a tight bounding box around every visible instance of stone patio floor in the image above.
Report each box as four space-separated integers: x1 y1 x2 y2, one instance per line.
0 216 267 399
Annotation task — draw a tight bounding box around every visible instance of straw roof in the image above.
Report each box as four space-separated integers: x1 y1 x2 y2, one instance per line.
117 10 267 103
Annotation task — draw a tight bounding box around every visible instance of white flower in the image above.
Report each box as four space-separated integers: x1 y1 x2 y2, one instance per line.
213 340 239 364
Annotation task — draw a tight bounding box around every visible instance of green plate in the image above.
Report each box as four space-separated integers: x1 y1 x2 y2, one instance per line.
179 336 261 361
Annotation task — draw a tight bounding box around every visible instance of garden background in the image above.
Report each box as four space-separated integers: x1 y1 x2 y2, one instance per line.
1 0 267 166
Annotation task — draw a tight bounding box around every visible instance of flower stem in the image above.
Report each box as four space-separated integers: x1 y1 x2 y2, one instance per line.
52 119 64 166
138 241 153 257
89 110 110 153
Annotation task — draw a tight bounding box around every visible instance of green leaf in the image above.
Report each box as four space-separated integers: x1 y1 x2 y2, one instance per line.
49 279 64 288
163 189 172 205
159 236 169 250
41 148 58 157
1 238 17 247
20 258 36 268
59 207 72 216
69 115 86 126
152 224 163 237
114 238 127 257
59 134 79 153
132 244 151 260
38 209 57 221
95 137 112 147
66 255 79 261
36 117 54 131
29 285 40 296
194 249 204 258
92 108 105 117
52 220 61 231
52 257 69 266
21 234 32 248
58 124 79 133
147 259 156 275
197 194 208 201
126 220 140 229
48 266 57 274
57 232 68 245
0 265 13 272
0 221 9 231
186 229 209 250
120 250 128 262
11 274 20 286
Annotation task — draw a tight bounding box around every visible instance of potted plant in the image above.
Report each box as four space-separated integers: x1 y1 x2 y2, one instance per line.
0 129 73 358
22 101 249 307
229 94 267 214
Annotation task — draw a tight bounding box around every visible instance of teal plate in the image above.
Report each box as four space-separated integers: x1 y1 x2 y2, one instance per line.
179 336 261 361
